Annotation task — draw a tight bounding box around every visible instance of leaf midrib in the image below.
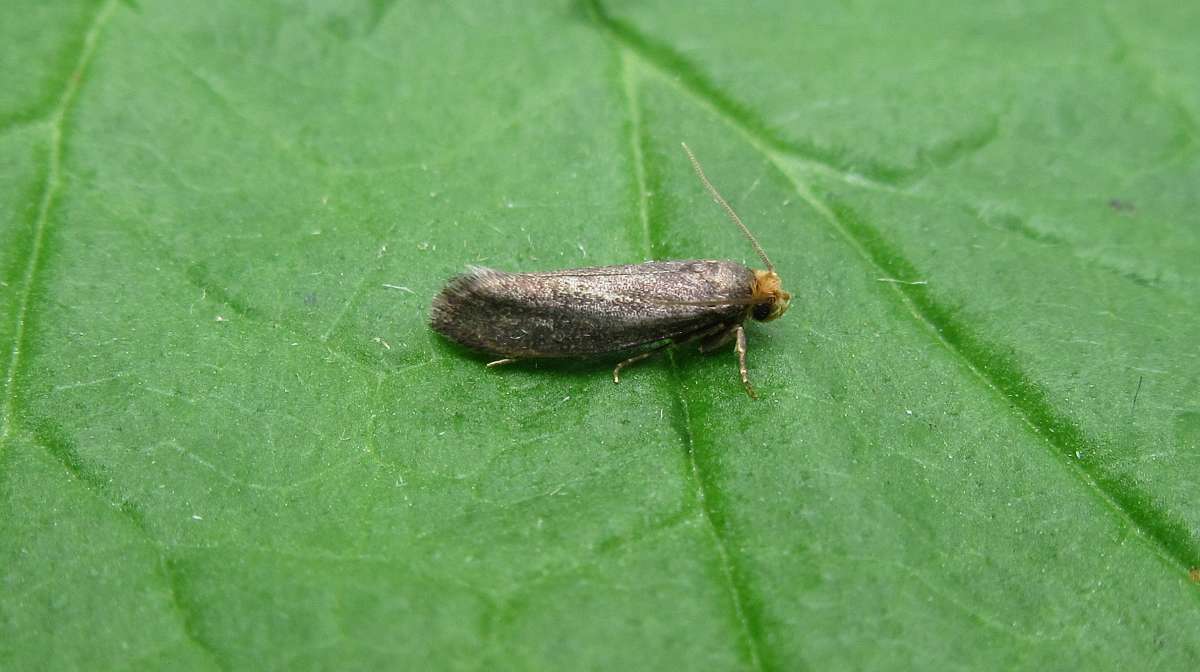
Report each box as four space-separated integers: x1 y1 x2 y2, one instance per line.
586 0 1200 584
620 47 770 671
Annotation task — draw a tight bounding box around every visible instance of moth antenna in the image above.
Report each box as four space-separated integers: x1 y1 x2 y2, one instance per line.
681 142 774 273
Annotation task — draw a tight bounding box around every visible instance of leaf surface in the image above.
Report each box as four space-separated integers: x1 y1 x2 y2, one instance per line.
2 1 1199 669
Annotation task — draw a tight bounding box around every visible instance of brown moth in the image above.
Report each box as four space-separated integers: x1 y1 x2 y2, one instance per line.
429 143 790 398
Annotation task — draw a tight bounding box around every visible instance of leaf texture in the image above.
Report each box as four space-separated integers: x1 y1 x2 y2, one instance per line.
2 1 1198 670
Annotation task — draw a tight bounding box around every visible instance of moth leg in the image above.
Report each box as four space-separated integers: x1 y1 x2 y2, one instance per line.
486 358 518 368
734 325 758 399
613 343 671 384
698 325 737 353
613 323 727 384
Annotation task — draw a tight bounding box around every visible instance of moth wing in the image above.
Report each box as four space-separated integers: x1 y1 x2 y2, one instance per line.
430 262 756 357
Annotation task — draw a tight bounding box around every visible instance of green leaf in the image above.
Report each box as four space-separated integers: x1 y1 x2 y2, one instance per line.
3 0 1199 669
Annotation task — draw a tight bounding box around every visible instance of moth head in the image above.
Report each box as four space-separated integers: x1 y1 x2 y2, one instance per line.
751 269 791 322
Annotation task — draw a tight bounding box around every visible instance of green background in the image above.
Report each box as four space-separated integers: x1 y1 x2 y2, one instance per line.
3 0 1199 669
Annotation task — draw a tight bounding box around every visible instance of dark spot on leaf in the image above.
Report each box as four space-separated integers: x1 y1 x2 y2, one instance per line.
1108 198 1135 213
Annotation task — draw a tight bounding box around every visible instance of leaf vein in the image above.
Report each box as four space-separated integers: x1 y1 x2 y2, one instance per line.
619 47 771 672
1 0 118 443
589 0 1200 591
20 419 227 669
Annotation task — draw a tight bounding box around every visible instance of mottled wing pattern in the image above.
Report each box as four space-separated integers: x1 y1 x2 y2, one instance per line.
430 260 756 357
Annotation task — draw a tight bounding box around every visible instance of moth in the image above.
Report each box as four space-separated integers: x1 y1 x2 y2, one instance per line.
430 143 790 398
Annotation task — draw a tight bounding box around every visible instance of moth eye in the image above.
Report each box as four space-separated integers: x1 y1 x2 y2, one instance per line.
752 302 772 321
